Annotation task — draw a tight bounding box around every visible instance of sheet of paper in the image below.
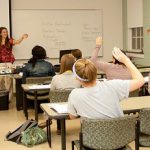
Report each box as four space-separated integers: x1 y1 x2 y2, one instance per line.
47 103 68 114
28 84 51 89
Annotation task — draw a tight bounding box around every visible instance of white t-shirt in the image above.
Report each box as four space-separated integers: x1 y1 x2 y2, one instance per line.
68 80 130 119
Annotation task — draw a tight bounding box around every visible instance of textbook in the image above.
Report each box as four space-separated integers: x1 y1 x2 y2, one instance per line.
47 103 68 114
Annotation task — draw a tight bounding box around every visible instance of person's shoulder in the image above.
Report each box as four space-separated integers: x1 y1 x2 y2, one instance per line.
70 88 83 96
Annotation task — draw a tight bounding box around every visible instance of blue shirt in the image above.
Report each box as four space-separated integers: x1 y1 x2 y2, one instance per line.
23 59 55 82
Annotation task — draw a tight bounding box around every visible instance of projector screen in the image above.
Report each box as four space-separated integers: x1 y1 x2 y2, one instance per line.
0 0 11 34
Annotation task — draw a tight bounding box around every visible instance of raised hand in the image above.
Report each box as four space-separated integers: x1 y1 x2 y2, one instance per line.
96 36 102 47
112 47 128 64
22 34 28 39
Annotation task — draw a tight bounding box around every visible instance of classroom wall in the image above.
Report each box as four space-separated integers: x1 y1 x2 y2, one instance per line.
134 0 150 65
0 0 10 33
11 0 123 65
123 0 150 65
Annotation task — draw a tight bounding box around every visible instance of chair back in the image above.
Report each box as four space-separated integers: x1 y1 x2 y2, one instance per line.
26 76 52 84
139 108 150 135
81 115 137 150
25 76 52 100
49 89 72 103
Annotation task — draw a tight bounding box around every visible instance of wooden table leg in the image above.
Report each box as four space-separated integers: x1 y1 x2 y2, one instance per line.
60 118 66 150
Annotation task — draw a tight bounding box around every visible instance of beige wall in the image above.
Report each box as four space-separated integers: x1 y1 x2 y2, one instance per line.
12 0 123 65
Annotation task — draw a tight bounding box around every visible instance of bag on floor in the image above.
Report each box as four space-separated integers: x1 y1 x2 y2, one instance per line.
21 126 47 147
5 119 37 143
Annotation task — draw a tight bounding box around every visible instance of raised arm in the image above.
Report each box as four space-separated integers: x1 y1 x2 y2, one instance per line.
13 34 28 45
112 47 145 92
90 36 102 62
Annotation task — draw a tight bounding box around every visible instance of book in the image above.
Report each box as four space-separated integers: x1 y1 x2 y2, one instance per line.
47 103 68 114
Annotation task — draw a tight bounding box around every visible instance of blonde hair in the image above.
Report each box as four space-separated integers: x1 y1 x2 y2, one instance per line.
60 54 75 74
73 58 97 83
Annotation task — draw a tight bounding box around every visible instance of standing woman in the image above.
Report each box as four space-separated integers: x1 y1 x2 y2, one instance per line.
0 27 28 63
0 27 28 100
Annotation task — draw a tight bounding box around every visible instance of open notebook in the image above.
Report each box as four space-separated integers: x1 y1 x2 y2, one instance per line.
47 103 68 114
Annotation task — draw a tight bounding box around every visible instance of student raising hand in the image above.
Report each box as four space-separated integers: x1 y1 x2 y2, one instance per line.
112 47 144 92
112 47 128 63
96 36 102 47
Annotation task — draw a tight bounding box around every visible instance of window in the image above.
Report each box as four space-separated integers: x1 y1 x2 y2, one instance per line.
131 27 143 53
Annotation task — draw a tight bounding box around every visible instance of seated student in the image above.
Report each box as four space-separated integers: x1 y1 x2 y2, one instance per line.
91 37 132 80
71 49 82 60
23 45 55 81
22 45 55 113
68 48 144 119
51 54 81 90
50 54 81 134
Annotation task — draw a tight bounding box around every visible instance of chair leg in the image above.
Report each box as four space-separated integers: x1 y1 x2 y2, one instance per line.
72 141 74 150
23 91 28 120
135 120 140 150
34 91 38 122
47 118 52 147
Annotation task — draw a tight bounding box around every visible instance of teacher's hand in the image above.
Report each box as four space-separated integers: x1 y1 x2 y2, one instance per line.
22 34 28 39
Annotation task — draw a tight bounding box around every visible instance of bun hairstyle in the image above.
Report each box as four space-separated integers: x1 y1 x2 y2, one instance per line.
73 58 97 83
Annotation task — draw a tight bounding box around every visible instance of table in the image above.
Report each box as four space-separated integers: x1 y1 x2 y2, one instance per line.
139 68 150 76
40 103 68 150
121 96 150 113
41 96 150 150
22 84 51 121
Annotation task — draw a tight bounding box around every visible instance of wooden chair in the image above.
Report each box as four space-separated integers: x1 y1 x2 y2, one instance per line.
23 76 52 122
72 115 139 150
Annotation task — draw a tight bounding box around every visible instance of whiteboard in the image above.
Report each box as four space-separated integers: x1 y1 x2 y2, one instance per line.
0 0 10 33
12 9 103 59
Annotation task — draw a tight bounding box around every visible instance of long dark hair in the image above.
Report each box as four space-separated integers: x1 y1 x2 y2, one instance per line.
113 50 127 66
28 45 47 68
0 27 11 49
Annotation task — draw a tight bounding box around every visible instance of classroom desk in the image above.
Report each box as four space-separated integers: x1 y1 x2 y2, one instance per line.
139 68 150 76
22 84 51 121
40 103 68 150
97 70 105 78
41 96 150 150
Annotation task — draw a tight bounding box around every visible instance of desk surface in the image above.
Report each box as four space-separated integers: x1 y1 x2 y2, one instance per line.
40 103 68 119
22 84 51 91
41 96 150 117
139 68 150 73
120 96 150 111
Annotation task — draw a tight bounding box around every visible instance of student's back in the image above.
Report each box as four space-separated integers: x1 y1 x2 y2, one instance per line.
23 45 55 81
68 48 144 119
51 54 81 90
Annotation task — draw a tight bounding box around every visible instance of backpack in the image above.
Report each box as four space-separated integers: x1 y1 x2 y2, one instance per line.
21 126 47 147
5 119 37 143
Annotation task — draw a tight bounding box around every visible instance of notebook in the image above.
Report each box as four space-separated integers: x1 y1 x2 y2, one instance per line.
47 103 68 114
